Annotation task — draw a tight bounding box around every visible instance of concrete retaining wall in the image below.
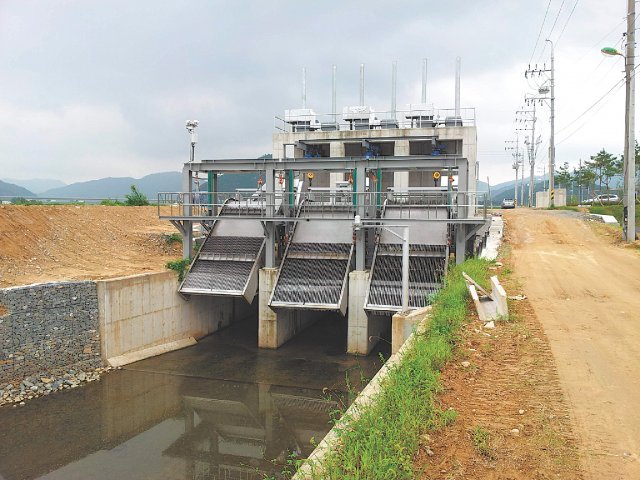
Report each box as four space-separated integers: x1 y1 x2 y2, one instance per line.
0 271 249 382
97 271 240 365
0 281 102 384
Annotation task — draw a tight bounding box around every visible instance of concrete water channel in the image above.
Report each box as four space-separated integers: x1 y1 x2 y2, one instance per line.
0 315 388 479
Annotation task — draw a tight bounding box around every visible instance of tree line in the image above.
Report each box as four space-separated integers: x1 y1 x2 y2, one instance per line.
553 143 640 201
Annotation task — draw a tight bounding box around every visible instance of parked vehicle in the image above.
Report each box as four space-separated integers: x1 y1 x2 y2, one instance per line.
501 198 515 209
584 194 620 205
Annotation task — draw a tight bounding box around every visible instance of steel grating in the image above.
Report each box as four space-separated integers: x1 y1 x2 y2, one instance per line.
367 244 447 311
270 243 352 309
181 235 264 295
182 260 255 292
199 236 264 261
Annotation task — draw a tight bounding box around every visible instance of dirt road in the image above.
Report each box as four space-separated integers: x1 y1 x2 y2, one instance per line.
505 209 640 479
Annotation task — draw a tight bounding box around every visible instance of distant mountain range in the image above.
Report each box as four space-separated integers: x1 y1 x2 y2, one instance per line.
2 165 538 204
40 172 183 199
2 178 66 194
35 171 264 201
0 179 35 198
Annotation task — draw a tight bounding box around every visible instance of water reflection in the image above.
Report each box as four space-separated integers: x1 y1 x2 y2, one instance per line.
0 318 386 479
0 370 344 480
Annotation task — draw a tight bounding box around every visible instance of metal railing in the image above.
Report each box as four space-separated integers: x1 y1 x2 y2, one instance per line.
274 107 476 133
158 190 486 221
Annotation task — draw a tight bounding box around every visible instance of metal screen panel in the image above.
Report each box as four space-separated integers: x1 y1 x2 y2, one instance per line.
181 235 264 296
270 243 352 311
366 244 447 311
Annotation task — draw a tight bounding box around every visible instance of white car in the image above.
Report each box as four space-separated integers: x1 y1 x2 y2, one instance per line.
584 194 620 205
501 199 515 209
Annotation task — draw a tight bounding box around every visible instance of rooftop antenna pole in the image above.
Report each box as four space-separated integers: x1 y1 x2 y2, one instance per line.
391 61 397 116
302 67 307 109
360 63 365 106
422 58 427 103
332 64 337 119
455 56 461 116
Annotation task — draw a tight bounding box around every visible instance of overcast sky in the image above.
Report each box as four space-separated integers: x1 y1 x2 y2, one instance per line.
0 0 632 184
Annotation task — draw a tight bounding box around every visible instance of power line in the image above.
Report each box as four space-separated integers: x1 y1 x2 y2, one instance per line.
537 0 567 62
555 65 640 145
556 75 626 136
530 0 553 64
555 0 580 46
575 18 626 62
556 79 626 145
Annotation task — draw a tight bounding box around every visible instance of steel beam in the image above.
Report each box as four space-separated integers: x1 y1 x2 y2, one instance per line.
355 165 366 270
265 168 276 268
181 166 193 259
187 155 468 173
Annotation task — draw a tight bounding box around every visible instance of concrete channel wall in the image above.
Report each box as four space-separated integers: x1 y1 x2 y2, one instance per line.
0 271 246 383
0 281 102 384
97 271 242 366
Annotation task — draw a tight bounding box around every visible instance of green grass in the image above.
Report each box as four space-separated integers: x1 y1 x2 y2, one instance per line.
589 204 640 224
307 258 491 479
472 426 496 460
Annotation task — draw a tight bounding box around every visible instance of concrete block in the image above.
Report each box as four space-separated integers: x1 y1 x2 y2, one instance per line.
391 306 431 354
490 275 508 317
467 283 500 322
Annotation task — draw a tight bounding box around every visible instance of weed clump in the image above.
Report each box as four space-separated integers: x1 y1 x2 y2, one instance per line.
472 425 496 460
166 258 191 282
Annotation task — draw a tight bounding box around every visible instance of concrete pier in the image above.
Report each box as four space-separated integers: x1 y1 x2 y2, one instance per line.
258 268 315 348
347 271 388 355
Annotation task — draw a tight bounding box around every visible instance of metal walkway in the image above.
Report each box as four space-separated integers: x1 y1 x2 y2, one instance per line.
365 200 449 312
180 200 265 302
269 204 354 314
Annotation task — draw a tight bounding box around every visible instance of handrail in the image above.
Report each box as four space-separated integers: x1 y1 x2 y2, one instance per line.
158 191 487 221
274 107 476 133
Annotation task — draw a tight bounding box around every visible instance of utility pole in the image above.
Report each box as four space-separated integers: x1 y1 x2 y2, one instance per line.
546 39 556 208
506 137 522 205
525 54 554 207
516 105 538 206
625 0 636 241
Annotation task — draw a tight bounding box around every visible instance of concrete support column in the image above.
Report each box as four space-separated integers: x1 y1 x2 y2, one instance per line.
258 268 315 349
347 271 387 355
181 166 193 259
329 142 346 190
394 139 410 192
456 225 466 265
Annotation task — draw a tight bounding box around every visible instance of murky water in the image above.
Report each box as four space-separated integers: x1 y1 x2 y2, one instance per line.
0 316 387 479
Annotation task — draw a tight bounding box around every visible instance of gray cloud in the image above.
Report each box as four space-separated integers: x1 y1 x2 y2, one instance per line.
0 0 630 183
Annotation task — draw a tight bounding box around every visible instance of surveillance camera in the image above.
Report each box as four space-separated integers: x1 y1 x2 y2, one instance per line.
185 120 199 130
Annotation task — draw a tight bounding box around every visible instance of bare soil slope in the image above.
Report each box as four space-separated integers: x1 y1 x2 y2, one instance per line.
506 209 640 479
0 205 181 287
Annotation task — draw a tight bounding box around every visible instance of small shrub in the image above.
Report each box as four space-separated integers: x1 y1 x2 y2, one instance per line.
100 199 124 206
165 233 183 245
166 258 191 282
124 185 149 206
